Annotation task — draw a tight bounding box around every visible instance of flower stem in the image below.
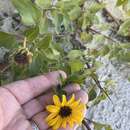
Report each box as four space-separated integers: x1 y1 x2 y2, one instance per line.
23 37 27 48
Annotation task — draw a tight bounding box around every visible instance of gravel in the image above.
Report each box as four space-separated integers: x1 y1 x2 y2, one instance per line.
85 58 130 130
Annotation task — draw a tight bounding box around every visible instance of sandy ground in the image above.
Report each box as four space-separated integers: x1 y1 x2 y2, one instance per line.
87 58 130 130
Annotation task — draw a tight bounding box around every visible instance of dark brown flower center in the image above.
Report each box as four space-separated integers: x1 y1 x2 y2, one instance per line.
59 106 72 117
14 52 28 64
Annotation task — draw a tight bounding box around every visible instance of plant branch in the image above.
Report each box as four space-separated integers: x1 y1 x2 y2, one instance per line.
23 37 27 48
95 0 121 26
89 27 117 43
70 31 113 103
82 119 92 130
86 62 113 103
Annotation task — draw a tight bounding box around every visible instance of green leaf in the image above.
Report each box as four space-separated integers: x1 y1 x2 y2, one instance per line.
67 50 83 59
67 73 86 84
38 34 52 50
39 16 49 34
88 87 97 101
12 0 41 25
44 48 60 60
28 53 42 76
24 27 39 41
128 76 130 82
116 0 128 6
94 122 112 130
80 32 93 42
99 45 110 56
89 3 105 13
68 6 81 21
118 19 130 36
118 51 130 62
0 31 17 48
81 12 93 30
120 43 130 48
69 60 84 73
92 93 107 105
52 11 63 33
28 52 49 76
56 1 75 12
43 43 60 60
94 34 105 43
35 0 51 9
63 14 70 31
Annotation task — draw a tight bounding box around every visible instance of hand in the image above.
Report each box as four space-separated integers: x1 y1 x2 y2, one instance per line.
0 71 88 130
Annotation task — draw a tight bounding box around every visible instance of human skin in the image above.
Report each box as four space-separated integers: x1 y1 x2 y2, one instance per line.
0 70 88 130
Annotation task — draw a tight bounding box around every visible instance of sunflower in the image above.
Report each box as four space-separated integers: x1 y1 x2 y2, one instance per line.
46 94 85 130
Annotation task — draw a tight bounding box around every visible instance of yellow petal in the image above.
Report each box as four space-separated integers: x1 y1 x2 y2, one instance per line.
72 111 82 116
69 116 77 123
77 104 86 110
62 95 67 106
53 95 61 106
62 118 67 128
70 99 80 108
46 105 60 113
53 116 63 130
67 94 75 105
48 115 60 126
71 114 83 123
46 112 57 122
68 118 74 128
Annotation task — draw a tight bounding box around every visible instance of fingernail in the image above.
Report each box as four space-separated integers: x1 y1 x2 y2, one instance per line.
58 70 67 80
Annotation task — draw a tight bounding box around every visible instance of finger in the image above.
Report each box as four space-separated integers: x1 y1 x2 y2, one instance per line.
73 90 88 116
31 111 49 130
3 70 66 105
74 90 88 104
47 126 77 130
23 84 81 119
23 92 52 119
58 125 78 130
47 124 78 130
64 84 81 95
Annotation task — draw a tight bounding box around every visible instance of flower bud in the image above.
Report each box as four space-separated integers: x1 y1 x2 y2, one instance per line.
14 48 33 65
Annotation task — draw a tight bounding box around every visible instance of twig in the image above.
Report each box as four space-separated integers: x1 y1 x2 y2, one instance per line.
86 62 113 103
0 63 12 73
70 34 86 49
95 0 120 26
89 27 117 43
23 37 27 48
70 26 113 103
82 119 92 130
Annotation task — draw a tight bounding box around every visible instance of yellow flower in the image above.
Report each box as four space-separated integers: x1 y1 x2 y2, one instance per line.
46 94 85 130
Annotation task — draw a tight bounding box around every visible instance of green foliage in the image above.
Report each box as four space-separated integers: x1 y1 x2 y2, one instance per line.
38 34 52 50
35 0 51 9
39 16 50 34
88 87 97 101
68 6 81 21
118 19 130 36
116 0 128 6
0 31 17 48
69 59 84 73
89 3 105 13
67 50 83 59
12 0 41 25
24 27 39 41
94 122 112 130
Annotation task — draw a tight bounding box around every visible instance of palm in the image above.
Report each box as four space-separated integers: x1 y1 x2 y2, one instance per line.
0 71 88 130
